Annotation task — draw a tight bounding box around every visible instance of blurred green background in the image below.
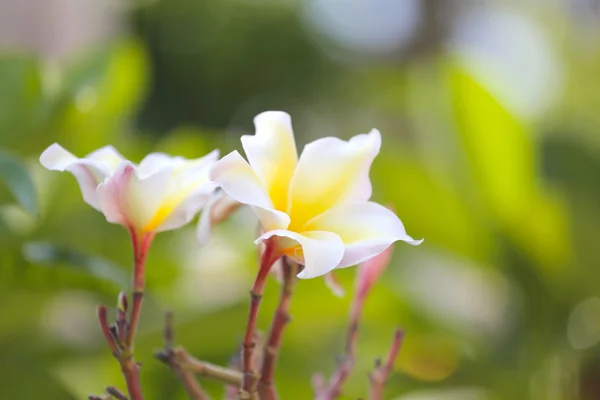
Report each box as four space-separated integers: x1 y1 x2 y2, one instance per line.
1 0 600 399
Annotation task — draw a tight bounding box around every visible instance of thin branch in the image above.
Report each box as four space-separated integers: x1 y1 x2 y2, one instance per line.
126 232 154 348
89 395 111 400
106 386 128 400
93 231 155 400
116 292 128 347
97 306 119 357
155 312 210 400
241 238 279 399
258 258 298 399
175 348 243 386
315 246 395 400
314 307 360 400
369 329 404 400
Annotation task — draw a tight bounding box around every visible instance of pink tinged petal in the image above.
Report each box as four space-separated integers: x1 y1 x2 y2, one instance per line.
255 229 344 279
241 111 298 211
210 150 290 231
96 161 171 231
324 271 346 297
40 143 114 210
304 201 423 269
288 129 381 229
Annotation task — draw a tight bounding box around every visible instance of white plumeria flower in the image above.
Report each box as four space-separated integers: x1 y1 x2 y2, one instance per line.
40 143 219 233
210 111 422 279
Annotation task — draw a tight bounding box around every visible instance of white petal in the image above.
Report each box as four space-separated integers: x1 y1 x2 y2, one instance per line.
197 191 241 244
143 150 220 232
255 229 344 279
304 201 422 268
241 111 298 211
210 151 290 231
153 180 218 232
96 161 170 230
288 129 381 228
85 146 126 174
40 143 112 210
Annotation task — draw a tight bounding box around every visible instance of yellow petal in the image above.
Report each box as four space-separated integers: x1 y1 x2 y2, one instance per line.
241 111 298 211
210 150 290 231
288 129 381 229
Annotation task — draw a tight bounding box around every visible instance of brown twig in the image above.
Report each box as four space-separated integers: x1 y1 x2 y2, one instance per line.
241 238 280 399
369 329 404 400
97 306 119 357
258 258 298 399
155 312 210 400
314 298 361 400
95 231 154 400
89 395 111 400
106 386 128 400
315 246 395 400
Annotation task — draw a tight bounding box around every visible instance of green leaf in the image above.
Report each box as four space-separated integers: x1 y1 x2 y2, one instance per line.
446 60 571 275
0 55 44 145
0 151 37 216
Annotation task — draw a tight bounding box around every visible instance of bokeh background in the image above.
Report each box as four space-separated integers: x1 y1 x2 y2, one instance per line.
1 0 600 398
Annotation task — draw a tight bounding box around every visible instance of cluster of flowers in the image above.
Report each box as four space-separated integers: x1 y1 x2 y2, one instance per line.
40 111 422 400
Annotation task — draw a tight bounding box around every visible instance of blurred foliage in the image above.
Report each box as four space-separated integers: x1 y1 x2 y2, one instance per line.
1 0 600 399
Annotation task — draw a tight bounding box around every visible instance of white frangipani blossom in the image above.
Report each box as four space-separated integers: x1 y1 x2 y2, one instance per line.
210 111 422 279
40 143 219 233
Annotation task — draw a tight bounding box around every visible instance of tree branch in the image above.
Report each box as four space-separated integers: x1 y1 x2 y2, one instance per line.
258 258 298 399
369 329 404 400
241 238 279 399
155 312 211 400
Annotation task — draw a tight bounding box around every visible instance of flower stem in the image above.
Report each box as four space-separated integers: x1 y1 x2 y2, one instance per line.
96 230 154 400
258 258 298 400
241 238 279 399
126 230 154 348
369 329 404 400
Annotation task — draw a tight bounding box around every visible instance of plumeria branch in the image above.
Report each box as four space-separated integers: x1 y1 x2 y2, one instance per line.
315 246 395 400
369 329 404 400
89 386 128 400
155 312 210 400
126 230 154 347
241 237 280 399
258 257 299 399
156 312 244 398
95 230 154 400
106 387 128 400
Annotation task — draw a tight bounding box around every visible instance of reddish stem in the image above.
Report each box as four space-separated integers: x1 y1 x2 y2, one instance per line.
95 230 154 400
126 230 154 348
258 258 298 399
97 306 119 357
369 329 404 400
121 357 144 400
315 267 371 400
241 238 280 398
